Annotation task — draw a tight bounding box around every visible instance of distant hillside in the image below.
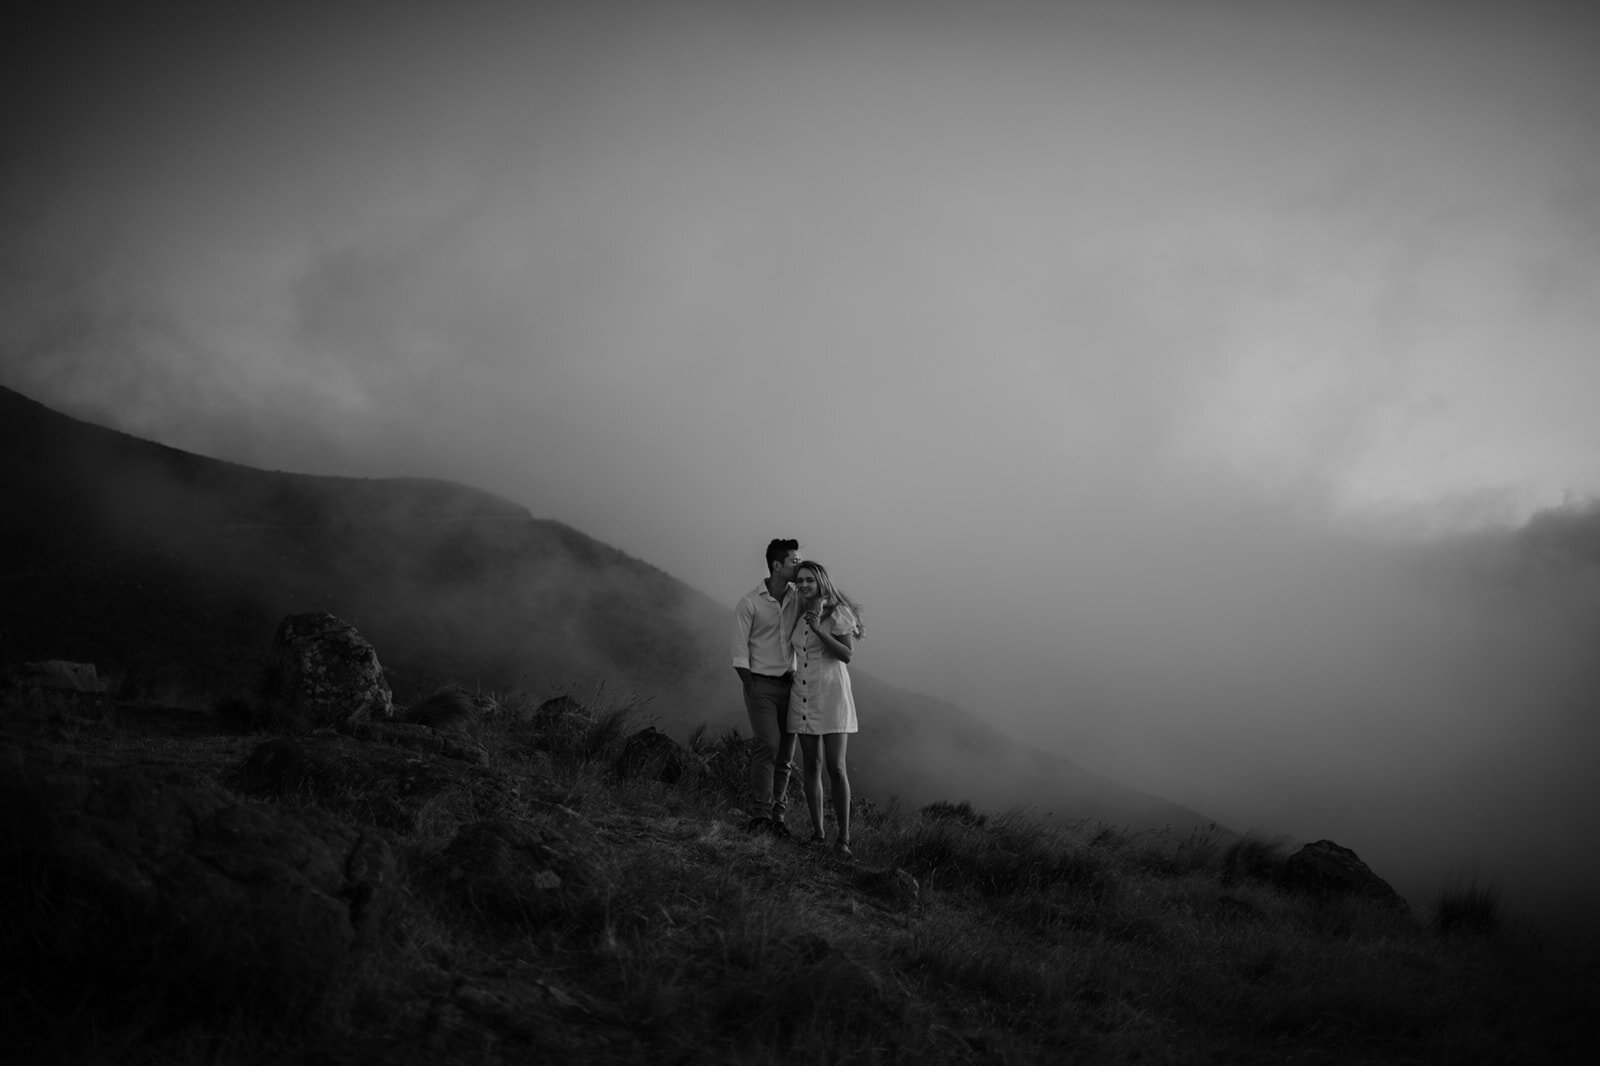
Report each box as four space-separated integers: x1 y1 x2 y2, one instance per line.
0 384 1214 831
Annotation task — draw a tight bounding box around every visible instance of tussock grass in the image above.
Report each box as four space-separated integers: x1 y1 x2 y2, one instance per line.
1433 877 1504 937
1221 830 1291 886
920 799 988 827
885 807 1104 896
689 722 764 804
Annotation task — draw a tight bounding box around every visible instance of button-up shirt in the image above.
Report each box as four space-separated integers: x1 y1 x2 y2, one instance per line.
731 582 799 676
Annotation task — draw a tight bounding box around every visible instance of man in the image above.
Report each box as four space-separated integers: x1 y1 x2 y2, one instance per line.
730 537 802 835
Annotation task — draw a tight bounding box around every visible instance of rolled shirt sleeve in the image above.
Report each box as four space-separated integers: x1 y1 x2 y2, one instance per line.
730 595 755 671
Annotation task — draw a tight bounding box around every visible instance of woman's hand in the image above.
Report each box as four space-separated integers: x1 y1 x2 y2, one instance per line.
804 600 827 629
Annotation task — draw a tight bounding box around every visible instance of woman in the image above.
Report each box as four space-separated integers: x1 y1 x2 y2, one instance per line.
788 560 864 857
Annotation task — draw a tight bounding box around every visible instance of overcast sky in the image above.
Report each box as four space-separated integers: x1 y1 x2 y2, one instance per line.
4 0 1598 926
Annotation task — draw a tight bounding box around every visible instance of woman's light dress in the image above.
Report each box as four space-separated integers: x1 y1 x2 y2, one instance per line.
788 605 860 735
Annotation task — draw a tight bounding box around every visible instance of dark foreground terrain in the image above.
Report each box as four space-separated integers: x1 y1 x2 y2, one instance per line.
4 675 1596 1066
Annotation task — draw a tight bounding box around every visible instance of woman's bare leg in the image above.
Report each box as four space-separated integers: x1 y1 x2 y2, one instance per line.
824 733 850 845
798 734 825 839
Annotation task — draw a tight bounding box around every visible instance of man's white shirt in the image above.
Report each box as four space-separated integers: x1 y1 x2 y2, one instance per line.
731 582 799 676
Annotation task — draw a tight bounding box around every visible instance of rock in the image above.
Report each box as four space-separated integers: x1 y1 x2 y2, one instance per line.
1 659 105 694
510 694 604 760
614 726 699 785
264 612 392 728
403 685 493 734
852 865 923 914
1279 839 1408 910
0 759 394 1032
536 695 587 718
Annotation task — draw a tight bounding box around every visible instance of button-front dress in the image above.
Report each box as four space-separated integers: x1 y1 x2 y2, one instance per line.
788 605 860 735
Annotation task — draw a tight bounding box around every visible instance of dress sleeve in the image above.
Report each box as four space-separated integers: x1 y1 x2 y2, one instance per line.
829 605 860 637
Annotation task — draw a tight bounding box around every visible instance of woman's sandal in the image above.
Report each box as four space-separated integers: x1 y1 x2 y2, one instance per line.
834 840 853 859
805 834 826 848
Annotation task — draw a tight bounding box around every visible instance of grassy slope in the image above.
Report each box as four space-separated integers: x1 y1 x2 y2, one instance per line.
5 688 1594 1066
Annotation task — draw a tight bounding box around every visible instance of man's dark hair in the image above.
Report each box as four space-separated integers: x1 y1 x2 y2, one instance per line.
765 538 800 572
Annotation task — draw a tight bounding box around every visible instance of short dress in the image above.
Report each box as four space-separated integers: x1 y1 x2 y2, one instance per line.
788 604 860 735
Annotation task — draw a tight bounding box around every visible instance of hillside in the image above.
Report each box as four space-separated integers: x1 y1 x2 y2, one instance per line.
5 676 1594 1065
0 383 1211 832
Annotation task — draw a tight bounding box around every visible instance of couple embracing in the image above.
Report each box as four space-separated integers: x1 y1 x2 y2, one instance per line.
730 538 864 857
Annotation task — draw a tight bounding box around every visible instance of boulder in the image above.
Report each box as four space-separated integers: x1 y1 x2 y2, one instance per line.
853 865 924 914
264 612 392 728
536 694 587 718
1 659 105 694
614 726 699 785
403 685 490 733
514 694 599 758
1279 839 1408 911
0 759 394 1032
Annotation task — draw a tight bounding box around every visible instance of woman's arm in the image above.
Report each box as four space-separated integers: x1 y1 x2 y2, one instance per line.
805 614 854 664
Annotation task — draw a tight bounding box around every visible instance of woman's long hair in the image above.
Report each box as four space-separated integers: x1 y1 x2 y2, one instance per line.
796 560 865 638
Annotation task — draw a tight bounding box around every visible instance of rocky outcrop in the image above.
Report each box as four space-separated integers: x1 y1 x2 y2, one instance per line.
1280 839 1407 910
264 612 392 728
1 659 105 694
1 757 394 1031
